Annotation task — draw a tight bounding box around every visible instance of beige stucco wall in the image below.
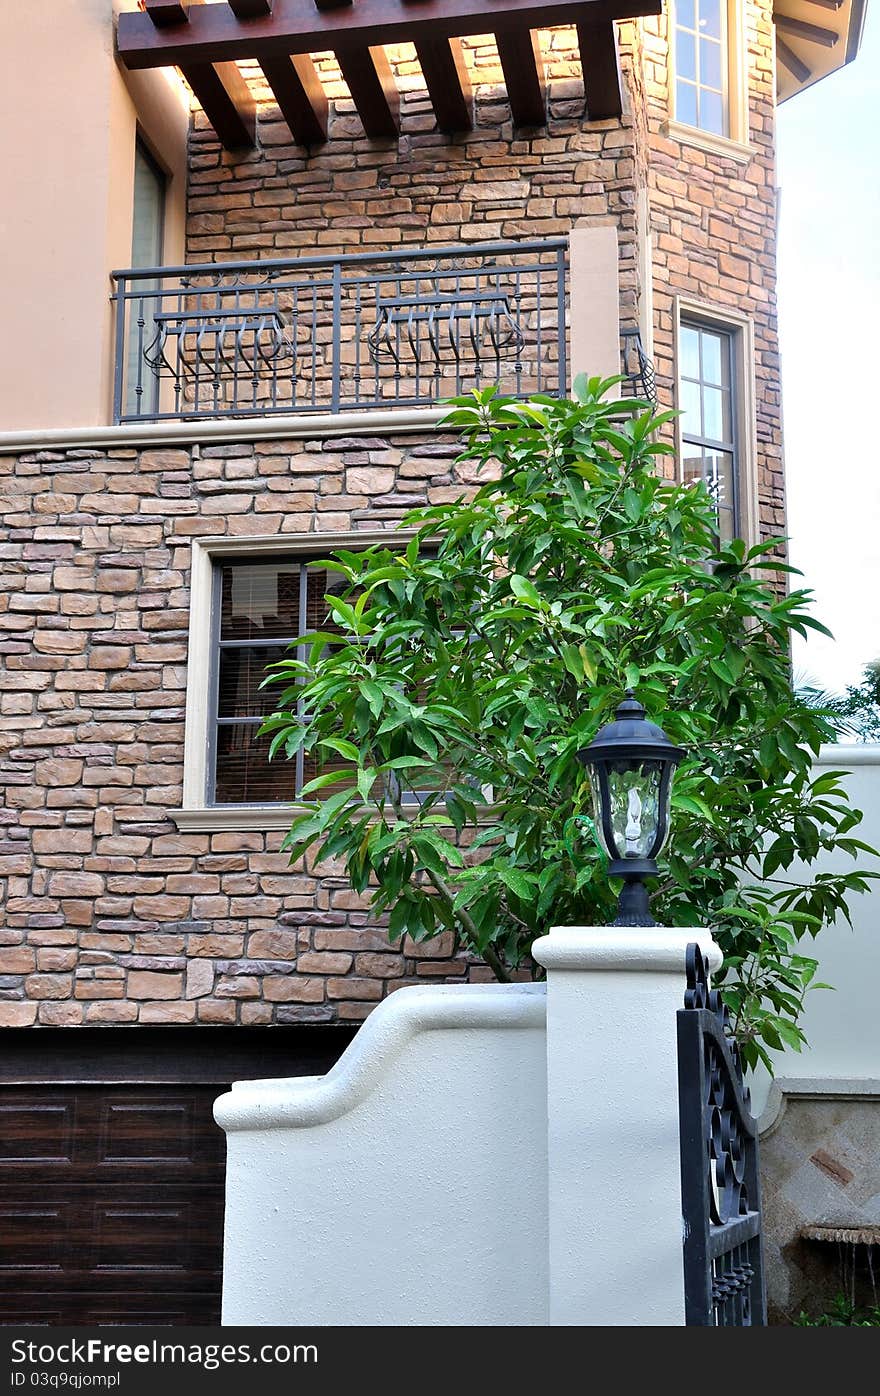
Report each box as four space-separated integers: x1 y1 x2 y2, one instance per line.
0 1 189 431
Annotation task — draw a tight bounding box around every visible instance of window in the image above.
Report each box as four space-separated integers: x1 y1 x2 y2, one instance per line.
678 319 738 542
126 138 166 417
674 0 730 138
208 556 349 806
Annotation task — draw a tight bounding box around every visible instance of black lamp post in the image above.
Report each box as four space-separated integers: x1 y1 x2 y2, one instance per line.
578 691 685 927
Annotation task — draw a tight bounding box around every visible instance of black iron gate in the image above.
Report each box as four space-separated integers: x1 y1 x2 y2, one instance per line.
677 944 767 1326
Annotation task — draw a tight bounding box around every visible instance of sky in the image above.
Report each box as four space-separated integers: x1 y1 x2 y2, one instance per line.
777 3 880 694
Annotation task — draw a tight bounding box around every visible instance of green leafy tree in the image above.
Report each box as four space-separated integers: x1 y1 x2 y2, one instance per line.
798 660 880 743
262 380 876 1069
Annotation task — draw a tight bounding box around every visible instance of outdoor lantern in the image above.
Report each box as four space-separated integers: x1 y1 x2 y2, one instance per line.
578 691 686 927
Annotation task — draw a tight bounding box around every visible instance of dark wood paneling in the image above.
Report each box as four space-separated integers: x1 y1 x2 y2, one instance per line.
578 20 623 119
337 45 401 138
773 11 839 44
0 1025 356 1086
229 0 275 16
0 1028 351 1326
776 35 812 80
260 52 329 144
496 28 547 127
117 0 664 70
414 36 473 132
143 0 200 27
182 60 258 150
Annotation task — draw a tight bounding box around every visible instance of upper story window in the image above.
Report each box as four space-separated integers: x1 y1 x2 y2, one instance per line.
679 319 738 542
674 0 730 138
209 556 347 806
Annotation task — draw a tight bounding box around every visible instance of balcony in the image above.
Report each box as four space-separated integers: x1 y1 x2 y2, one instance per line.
112 239 572 425
112 237 656 427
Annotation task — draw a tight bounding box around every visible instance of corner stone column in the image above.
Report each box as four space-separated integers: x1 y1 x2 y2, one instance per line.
531 925 722 1326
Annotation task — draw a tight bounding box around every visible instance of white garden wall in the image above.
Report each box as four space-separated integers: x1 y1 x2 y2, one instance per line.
215 926 719 1327
753 746 880 1118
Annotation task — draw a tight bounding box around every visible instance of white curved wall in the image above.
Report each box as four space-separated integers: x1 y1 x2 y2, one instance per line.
216 983 549 1326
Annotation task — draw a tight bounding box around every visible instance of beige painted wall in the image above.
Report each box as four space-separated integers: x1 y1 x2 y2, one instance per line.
0 1 189 430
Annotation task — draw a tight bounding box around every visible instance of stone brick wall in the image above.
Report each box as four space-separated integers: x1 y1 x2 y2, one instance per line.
0 432 500 1027
184 15 784 535
186 27 647 334
640 4 785 531
0 12 787 1027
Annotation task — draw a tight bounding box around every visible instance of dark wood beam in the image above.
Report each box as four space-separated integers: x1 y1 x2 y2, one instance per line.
185 60 257 149
773 12 839 45
414 36 473 131
143 0 202 26
496 29 546 127
118 0 663 70
337 46 400 138
577 21 622 118
260 52 328 143
229 0 275 16
775 34 812 80
799 0 843 9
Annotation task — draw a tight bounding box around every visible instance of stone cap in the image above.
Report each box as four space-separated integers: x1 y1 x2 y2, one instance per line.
532 925 723 974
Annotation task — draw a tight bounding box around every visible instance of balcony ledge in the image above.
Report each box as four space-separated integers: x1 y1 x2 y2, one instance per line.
0 405 451 457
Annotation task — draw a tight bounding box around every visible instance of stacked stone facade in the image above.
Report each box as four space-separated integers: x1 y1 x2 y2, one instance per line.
0 12 785 1025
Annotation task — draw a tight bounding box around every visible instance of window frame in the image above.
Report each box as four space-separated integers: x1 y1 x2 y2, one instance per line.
176 532 419 833
126 135 168 419
665 0 753 161
674 300 759 549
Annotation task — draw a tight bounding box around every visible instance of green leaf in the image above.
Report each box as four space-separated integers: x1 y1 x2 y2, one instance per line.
509 574 541 608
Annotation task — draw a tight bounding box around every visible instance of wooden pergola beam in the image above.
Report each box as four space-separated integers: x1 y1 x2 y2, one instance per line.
775 35 812 80
496 29 547 127
577 21 623 118
118 0 663 69
773 12 839 45
414 36 473 132
260 53 329 144
337 46 401 138
143 0 197 26
185 60 257 149
229 0 275 16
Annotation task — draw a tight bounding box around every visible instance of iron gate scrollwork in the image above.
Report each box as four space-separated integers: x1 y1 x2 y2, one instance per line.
677 943 767 1326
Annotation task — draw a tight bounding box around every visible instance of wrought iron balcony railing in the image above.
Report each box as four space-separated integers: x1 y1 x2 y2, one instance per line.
111 239 569 425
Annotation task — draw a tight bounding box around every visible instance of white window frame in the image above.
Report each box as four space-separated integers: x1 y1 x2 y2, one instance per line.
174 531 415 833
674 299 759 549
665 0 754 163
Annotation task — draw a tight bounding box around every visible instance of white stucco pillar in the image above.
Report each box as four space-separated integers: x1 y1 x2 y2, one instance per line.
532 924 722 1326
567 224 621 388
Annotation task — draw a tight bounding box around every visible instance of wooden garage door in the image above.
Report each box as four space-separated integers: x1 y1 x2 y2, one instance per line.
0 1026 354 1326
0 1084 226 1325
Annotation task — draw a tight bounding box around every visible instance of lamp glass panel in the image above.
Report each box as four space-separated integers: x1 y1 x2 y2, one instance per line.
602 761 665 860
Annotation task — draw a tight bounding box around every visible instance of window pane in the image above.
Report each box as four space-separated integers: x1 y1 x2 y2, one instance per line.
677 29 697 80
700 89 725 136
219 562 301 641
700 329 724 386
305 566 349 636
698 0 723 41
131 142 164 270
217 644 289 719
682 446 706 489
705 452 736 540
678 0 696 30
702 385 731 443
700 37 723 90
215 724 292 804
680 378 703 434
680 325 701 381
676 79 698 128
